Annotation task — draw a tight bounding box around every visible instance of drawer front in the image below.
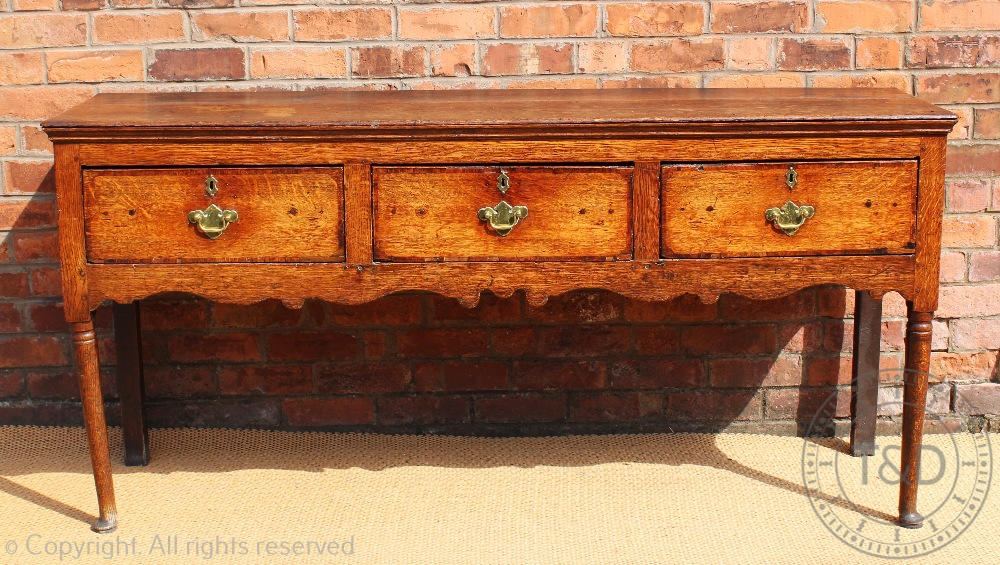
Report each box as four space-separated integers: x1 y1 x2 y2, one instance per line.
661 160 917 258
84 167 345 263
373 166 633 262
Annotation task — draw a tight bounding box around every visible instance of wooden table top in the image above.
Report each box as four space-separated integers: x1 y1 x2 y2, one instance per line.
42 88 957 139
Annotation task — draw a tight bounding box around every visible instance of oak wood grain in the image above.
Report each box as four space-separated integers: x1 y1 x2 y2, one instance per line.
372 166 633 262
661 160 918 258
83 167 346 263
344 162 373 265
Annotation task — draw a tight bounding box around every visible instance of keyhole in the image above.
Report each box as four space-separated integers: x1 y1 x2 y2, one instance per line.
205 174 219 197
497 170 510 195
785 166 798 190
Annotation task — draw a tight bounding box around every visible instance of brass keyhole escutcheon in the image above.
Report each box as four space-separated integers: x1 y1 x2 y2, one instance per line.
785 166 798 190
189 203 238 239
765 200 814 236
205 174 219 197
478 170 527 236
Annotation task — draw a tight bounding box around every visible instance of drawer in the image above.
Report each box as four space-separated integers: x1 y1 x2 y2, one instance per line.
83 167 345 263
373 165 633 262
661 160 917 258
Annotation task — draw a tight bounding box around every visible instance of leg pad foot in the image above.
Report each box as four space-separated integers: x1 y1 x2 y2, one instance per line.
91 515 118 534
898 512 923 529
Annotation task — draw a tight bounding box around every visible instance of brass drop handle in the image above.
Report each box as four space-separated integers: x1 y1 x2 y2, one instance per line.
188 203 238 239
478 170 527 236
765 200 814 236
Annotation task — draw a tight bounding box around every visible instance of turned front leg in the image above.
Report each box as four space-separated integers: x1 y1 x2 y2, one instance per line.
72 320 118 533
898 306 932 529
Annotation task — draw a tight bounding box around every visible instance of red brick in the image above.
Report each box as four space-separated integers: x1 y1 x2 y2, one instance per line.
969 251 1000 282
718 290 814 321
47 50 144 83
148 48 245 81
954 383 1000 415
817 1 912 32
0 14 86 47
577 41 627 73
430 43 476 77
0 271 30 298
378 396 470 426
163 0 231 7
917 73 1000 104
920 0 1000 31
363 330 387 359
499 4 598 38
778 321 823 353
624 295 717 322
726 37 773 70
950 318 1000 349
538 325 631 356
975 108 1000 139
710 356 803 387
633 325 681 355
489 327 536 356
0 303 21 333
412 360 507 391
938 284 1000 317
315 362 409 394
397 328 487 358
813 71 913 90
570 391 663 422
192 11 289 41
61 0 103 9
940 250 967 282
941 214 996 247
399 7 494 40
0 335 66 367
930 351 997 380
527 291 622 323
765 387 849 420
0 199 56 229
706 72 806 88
856 36 902 69
93 12 186 44
0 370 24 398
947 178 991 211
139 298 208 330
268 331 358 361
505 77 599 89
212 300 305 328
711 1 809 33
329 294 423 326
27 302 66 332
681 325 777 355
631 39 724 72
293 9 392 41
0 126 14 155
609 358 703 388
430 292 520 324
482 43 573 76
284 397 374 426
605 2 704 36
805 356 853 386
219 365 312 395
474 393 565 423
28 267 59 297
907 35 1000 68
167 333 261 363
0 52 44 85
26 370 77 399
3 160 53 194
602 76 701 89
778 38 851 70
20 126 53 154
12 231 58 262
952 134 1000 172
251 47 348 79
668 390 761 421
144 365 216 398
352 46 425 78
513 360 605 390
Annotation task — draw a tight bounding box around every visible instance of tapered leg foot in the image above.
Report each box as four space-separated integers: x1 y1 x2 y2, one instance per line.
898 512 923 529
897 305 931 530
73 319 119 533
91 514 118 534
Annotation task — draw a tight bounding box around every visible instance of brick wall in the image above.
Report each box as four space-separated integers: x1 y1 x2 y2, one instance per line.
1 0 997 434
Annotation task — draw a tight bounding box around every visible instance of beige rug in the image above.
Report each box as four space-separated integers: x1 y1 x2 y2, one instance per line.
0 426 994 564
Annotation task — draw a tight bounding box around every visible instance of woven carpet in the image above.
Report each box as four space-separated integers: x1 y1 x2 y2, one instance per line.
0 426 995 564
